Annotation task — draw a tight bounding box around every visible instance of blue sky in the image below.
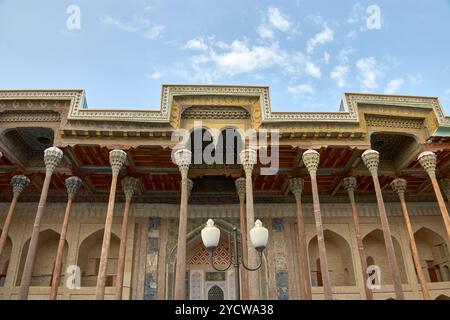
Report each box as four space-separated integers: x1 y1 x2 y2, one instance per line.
1 0 450 113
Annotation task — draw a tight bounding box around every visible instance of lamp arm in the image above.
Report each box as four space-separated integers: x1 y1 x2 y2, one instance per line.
240 250 263 271
209 249 232 272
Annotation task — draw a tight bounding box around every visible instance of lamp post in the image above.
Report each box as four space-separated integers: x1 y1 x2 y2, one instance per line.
201 219 268 300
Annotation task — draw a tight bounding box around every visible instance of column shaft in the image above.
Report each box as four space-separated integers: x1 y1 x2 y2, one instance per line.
294 193 311 300
239 198 249 300
18 172 52 300
245 170 259 299
430 178 450 241
115 198 131 300
49 198 73 300
347 190 373 300
0 195 18 257
96 173 119 300
310 175 332 300
174 176 188 300
371 173 404 300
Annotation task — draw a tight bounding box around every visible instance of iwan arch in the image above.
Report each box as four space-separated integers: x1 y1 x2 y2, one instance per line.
0 85 449 300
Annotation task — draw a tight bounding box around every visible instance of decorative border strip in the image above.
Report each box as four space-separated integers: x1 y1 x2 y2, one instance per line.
0 86 448 126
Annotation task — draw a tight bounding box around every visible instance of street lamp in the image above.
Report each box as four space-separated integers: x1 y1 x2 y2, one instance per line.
201 219 268 300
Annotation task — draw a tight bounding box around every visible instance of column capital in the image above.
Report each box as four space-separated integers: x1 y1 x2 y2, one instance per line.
174 148 192 178
287 177 304 197
418 151 437 179
239 149 257 175
44 147 63 174
122 176 141 201
235 177 246 201
390 178 407 195
109 149 127 175
439 177 450 200
65 176 82 200
302 149 320 177
361 149 379 174
342 176 357 192
187 178 194 198
11 175 30 197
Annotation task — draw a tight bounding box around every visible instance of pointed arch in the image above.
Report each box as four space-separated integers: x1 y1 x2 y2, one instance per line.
308 229 355 287
414 227 449 283
77 229 120 287
16 229 68 286
362 229 407 285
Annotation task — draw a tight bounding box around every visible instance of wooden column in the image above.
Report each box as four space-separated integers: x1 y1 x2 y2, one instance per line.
49 176 82 300
235 177 249 300
240 148 259 300
19 146 63 300
302 149 332 300
361 149 404 300
391 178 430 300
173 149 192 300
342 177 373 300
418 152 450 242
115 177 141 300
0 175 30 257
287 177 312 300
96 149 127 300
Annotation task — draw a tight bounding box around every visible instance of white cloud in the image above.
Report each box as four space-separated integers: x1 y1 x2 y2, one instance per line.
267 6 291 32
408 73 423 85
385 78 404 94
100 15 164 39
356 57 382 90
323 52 331 64
330 65 349 88
347 3 365 24
145 72 162 80
257 24 274 39
306 24 333 54
184 37 208 50
305 62 321 79
288 84 315 95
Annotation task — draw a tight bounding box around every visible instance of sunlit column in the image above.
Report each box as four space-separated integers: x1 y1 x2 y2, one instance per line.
302 149 332 300
361 149 404 300
50 176 82 300
287 177 311 300
239 148 259 300
96 149 127 300
115 177 141 300
342 177 373 300
19 147 63 300
0 175 30 257
173 149 192 300
391 178 430 300
418 152 450 241
235 177 249 299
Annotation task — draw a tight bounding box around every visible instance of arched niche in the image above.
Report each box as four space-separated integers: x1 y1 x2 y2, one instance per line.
414 227 449 282
16 229 68 286
308 229 356 287
77 229 120 287
362 229 407 284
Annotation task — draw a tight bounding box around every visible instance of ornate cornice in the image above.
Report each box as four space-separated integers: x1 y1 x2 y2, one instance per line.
0 87 448 130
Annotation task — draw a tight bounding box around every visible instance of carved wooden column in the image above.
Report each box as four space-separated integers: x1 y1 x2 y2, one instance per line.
342 177 373 300
115 177 141 300
418 152 450 241
50 176 82 300
0 175 30 257
173 149 192 300
302 149 332 300
96 149 127 300
287 177 311 300
235 177 249 299
391 178 430 300
239 148 259 300
19 146 63 300
440 178 450 206
361 149 404 300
